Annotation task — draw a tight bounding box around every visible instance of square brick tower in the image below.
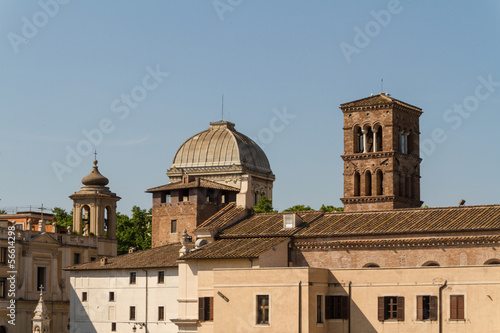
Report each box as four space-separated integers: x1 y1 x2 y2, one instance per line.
340 93 423 212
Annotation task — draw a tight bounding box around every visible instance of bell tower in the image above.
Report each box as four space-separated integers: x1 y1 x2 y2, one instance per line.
70 159 120 256
340 93 423 212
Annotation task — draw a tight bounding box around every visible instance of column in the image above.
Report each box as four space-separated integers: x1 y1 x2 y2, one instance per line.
372 128 378 152
404 131 410 154
361 129 368 153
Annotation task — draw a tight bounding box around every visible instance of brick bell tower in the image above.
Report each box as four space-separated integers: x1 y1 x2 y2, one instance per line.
340 93 423 212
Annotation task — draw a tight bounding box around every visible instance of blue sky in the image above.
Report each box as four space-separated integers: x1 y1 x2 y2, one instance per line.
1 1 499 215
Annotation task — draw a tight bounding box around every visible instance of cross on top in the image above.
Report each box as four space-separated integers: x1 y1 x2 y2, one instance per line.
94 150 97 160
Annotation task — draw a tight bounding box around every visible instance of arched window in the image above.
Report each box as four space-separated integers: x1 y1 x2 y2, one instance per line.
376 170 384 195
354 172 360 196
484 259 500 265
364 171 372 196
105 206 112 237
364 126 374 153
422 261 440 267
376 125 383 151
363 263 380 268
354 126 363 153
81 205 90 234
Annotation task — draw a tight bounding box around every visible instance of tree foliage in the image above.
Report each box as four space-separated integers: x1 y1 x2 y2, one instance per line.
52 207 73 228
253 196 276 213
320 204 344 212
283 204 313 212
0 210 6 214
116 206 152 255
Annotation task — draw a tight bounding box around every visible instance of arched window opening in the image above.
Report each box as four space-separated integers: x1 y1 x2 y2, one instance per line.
484 259 500 265
354 172 360 196
363 263 380 268
105 206 111 237
422 261 440 267
364 171 372 196
354 126 363 153
376 170 384 195
374 125 383 152
81 205 90 234
364 127 374 153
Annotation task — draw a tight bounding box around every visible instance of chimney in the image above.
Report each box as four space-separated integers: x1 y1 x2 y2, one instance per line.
283 213 303 229
100 257 108 266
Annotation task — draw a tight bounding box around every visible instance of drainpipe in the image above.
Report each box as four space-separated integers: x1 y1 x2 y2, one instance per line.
348 281 352 333
142 269 149 332
298 281 302 333
439 280 447 333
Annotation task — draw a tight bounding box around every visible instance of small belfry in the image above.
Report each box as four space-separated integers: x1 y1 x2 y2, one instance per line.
70 158 120 256
340 93 423 212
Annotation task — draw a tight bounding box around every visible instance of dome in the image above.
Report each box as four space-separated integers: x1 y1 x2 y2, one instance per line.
81 160 109 186
170 121 272 175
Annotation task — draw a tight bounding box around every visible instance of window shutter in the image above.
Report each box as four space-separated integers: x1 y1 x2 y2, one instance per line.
429 296 438 320
325 296 333 320
450 295 457 320
209 297 214 321
457 295 464 320
397 297 405 321
198 297 205 321
341 296 349 320
416 296 423 320
378 297 385 321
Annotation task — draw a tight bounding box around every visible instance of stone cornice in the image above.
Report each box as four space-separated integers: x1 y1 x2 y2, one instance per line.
342 151 422 164
340 195 423 206
293 235 500 251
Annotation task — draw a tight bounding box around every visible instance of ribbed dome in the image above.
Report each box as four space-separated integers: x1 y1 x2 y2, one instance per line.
171 121 272 174
81 160 109 186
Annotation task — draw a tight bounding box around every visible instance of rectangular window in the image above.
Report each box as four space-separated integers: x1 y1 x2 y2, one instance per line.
130 306 136 320
171 220 177 233
0 247 7 264
82 292 88 302
256 295 270 325
73 253 81 265
0 278 6 298
450 295 465 320
109 292 115 302
417 295 437 320
130 272 137 284
325 295 349 320
111 323 116 331
198 297 214 322
182 190 189 202
37 267 46 291
158 306 165 321
317 295 323 323
378 296 404 321
158 271 165 284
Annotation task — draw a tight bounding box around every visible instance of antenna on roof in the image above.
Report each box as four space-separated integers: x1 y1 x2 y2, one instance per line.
221 94 224 121
381 79 383 93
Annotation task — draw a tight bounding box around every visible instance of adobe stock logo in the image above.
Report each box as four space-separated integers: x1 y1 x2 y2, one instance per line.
7 0 71 54
339 0 403 64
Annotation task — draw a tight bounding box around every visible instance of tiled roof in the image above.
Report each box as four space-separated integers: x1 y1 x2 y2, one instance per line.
220 211 324 238
196 203 247 231
219 205 500 238
340 93 422 112
180 237 289 260
64 243 184 271
146 178 239 192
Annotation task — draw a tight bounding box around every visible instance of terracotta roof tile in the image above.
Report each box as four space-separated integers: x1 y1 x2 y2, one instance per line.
196 203 247 231
180 237 289 260
340 93 422 112
146 178 239 192
64 243 184 271
218 205 500 239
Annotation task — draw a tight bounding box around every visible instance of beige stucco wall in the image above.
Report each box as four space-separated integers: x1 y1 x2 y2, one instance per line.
192 265 500 333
